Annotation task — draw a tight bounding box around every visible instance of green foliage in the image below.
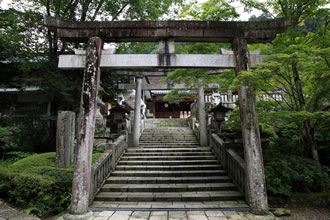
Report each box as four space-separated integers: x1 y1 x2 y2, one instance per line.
241 0 328 28
0 151 105 217
222 110 330 196
163 89 196 104
179 0 239 21
264 156 329 196
0 160 15 168
92 153 103 163
4 151 34 161
261 111 330 196
0 167 72 217
10 152 56 172
0 126 20 159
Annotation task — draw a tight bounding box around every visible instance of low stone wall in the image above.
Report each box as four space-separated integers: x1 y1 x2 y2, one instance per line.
89 133 128 204
188 116 200 142
209 133 247 199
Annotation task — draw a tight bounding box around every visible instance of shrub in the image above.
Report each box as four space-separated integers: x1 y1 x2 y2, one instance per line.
0 165 72 216
264 156 329 196
2 168 72 216
10 152 56 172
5 151 34 161
0 126 20 159
0 151 106 217
221 110 330 197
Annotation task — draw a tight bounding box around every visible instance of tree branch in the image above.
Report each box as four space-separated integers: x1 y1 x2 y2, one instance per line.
91 0 106 21
112 2 129 21
261 89 285 109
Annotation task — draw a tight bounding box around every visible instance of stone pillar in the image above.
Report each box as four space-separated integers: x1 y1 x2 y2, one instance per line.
69 37 102 215
159 39 175 66
198 86 207 146
232 38 268 214
228 90 233 103
133 76 142 147
56 111 75 168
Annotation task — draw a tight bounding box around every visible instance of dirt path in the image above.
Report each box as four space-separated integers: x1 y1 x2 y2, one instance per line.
0 199 40 220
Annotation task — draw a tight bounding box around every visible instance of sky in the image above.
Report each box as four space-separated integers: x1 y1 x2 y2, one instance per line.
0 0 261 21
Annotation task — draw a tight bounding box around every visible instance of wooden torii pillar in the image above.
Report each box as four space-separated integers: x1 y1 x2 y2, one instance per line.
44 16 289 217
72 37 102 215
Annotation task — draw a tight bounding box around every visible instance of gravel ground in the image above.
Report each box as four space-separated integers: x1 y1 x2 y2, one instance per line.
281 208 330 220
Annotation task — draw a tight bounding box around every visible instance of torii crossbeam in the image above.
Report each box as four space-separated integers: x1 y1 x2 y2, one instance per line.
44 16 290 217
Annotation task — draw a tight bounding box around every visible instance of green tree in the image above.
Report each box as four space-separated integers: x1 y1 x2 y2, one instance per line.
179 0 239 21
236 0 330 166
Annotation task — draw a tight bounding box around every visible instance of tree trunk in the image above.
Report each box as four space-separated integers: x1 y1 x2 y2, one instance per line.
292 62 321 166
292 62 305 110
232 38 269 215
304 119 321 167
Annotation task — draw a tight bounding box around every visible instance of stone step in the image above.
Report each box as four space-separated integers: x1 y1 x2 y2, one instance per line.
94 191 244 202
106 176 232 184
140 133 196 138
138 143 200 146
120 156 216 161
141 133 195 136
124 152 213 156
90 200 249 209
115 164 222 171
126 147 211 152
143 129 193 131
93 124 245 206
101 183 238 192
139 142 199 145
139 138 197 141
111 170 227 177
139 140 199 146
140 134 196 137
118 160 219 166
139 144 201 148
142 130 194 133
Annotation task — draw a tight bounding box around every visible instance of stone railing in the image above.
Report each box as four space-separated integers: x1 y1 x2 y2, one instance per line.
89 133 127 204
188 116 200 141
210 133 246 198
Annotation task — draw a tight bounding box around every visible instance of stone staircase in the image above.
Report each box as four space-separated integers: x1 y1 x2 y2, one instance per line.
91 120 247 210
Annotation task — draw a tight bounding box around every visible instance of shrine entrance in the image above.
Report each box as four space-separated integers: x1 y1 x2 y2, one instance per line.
45 16 289 216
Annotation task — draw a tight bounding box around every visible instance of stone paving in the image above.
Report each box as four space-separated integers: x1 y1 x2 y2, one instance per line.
58 210 279 220
90 201 249 209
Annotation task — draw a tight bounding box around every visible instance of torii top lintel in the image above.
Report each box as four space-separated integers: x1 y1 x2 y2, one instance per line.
44 16 290 44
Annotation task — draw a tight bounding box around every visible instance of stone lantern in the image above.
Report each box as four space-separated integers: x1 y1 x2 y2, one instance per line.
109 105 129 133
209 103 232 133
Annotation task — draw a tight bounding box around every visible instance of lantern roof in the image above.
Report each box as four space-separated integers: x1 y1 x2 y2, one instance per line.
109 104 130 114
209 103 232 113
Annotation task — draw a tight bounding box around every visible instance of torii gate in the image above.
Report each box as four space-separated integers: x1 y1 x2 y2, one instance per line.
44 16 289 217
117 47 261 147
